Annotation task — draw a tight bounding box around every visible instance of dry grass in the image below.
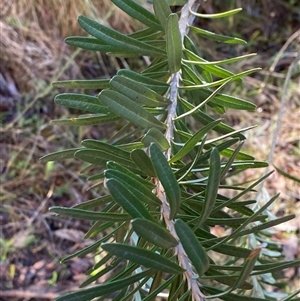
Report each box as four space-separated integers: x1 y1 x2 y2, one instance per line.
1 0 137 93
0 0 299 300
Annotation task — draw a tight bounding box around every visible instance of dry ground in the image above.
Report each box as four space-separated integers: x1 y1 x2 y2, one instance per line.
0 0 299 300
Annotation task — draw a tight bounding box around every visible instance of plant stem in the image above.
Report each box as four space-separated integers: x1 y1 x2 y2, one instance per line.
159 1 206 300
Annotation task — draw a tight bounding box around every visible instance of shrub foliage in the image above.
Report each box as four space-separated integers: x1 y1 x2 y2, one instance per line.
42 0 299 300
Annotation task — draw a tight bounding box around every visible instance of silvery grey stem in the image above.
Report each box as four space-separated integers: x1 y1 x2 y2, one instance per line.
161 1 206 300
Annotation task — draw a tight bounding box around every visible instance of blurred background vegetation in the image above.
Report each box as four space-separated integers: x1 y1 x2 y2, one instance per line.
0 0 299 300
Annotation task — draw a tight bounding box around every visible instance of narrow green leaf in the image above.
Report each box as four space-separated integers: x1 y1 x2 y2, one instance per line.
55 269 152 301
208 191 278 251
74 195 112 209
49 206 130 221
99 90 166 130
132 218 178 249
131 149 157 177
204 269 252 290
111 0 162 31
109 75 169 107
196 89 256 111
206 215 267 227
51 113 119 126
81 139 131 160
190 25 247 44
233 247 262 290
81 255 120 288
106 178 153 220
179 98 245 138
144 275 177 301
251 259 300 276
150 143 181 219
60 239 103 263
52 79 109 89
183 36 214 82
129 27 163 40
170 120 221 163
274 165 300 183
183 53 256 66
148 0 187 4
75 148 135 168
54 93 109 114
191 8 242 19
180 68 261 90
153 0 172 29
40 148 80 163
142 128 170 151
183 44 234 79
117 69 169 93
235 215 296 239
105 169 160 206
166 13 182 73
78 15 165 57
142 59 169 74
176 79 231 120
102 243 185 274
202 285 267 301
175 219 209 277
206 243 251 258
196 148 220 226
107 161 155 189
65 36 120 53
220 141 245 180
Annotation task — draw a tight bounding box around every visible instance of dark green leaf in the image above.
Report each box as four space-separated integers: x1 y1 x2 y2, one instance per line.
148 0 187 4
49 206 130 221
166 13 182 73
78 15 165 57
105 169 160 206
175 219 209 277
117 69 169 93
204 269 252 290
109 75 169 107
75 148 135 168
142 128 170 151
274 165 300 183
189 25 247 44
183 53 256 66
153 0 172 29
111 0 162 31
99 90 166 130
196 148 220 226
51 113 119 126
52 79 109 89
232 247 262 290
202 285 267 301
55 269 152 301
170 120 221 163
106 178 154 220
74 195 112 210
180 68 261 90
81 139 131 160
196 89 256 111
132 218 178 248
178 97 245 139
131 149 157 177
107 161 154 188
102 243 185 274
65 36 121 53
40 148 80 163
150 143 181 219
